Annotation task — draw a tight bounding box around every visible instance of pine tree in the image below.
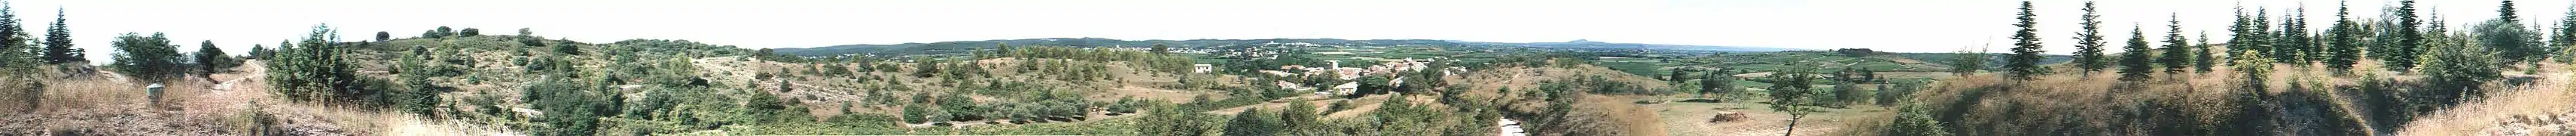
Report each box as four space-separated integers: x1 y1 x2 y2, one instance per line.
2228 5 2272 66
2559 3 2576 63
2071 2 2109 73
2425 29 2501 105
2162 14 2194 73
2276 5 2312 64
0 3 23 65
2386 0 2425 73
2325 1 2365 73
2195 31 2217 73
0 2 20 71
374 31 389 42
40 8 75 64
2480 0 2547 66
2253 8 2277 63
2004 1 2049 80
2120 25 2155 81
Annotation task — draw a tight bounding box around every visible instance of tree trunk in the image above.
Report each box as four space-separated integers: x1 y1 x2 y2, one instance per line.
1782 114 1803 136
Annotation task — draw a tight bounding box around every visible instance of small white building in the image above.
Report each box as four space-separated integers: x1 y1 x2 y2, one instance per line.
1191 64 1214 73
1332 82 1359 95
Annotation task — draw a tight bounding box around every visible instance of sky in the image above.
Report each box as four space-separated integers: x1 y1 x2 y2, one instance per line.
11 0 2571 64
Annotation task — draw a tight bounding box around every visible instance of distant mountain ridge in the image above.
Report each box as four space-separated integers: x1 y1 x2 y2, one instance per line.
767 38 1806 56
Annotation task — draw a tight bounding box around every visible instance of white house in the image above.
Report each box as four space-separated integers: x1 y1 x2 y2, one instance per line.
1332 82 1359 95
1191 64 1214 73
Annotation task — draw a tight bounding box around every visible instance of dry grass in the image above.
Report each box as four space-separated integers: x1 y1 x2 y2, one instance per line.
1661 98 1894 136
1540 94 1668 136
1439 63 1675 135
1827 50 2576 135
2395 63 2576 135
1831 57 2417 135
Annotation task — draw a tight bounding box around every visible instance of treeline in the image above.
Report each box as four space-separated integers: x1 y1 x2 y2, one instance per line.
1888 0 2566 135
1986 0 2548 82
0 5 88 113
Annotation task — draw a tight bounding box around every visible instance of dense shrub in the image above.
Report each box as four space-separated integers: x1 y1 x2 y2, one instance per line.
110 32 181 82
458 28 482 37
901 104 929 124
1886 102 1951 136
268 24 375 104
528 78 608 136
1138 103 1217 136
1221 108 1281 136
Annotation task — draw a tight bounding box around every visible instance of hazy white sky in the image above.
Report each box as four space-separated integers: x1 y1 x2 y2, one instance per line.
14 0 2571 63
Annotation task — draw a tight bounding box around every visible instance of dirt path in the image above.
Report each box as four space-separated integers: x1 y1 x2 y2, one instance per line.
182 60 273 119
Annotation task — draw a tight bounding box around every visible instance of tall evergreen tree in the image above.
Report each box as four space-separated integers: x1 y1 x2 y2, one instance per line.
2558 2 2576 63
0 3 22 65
2004 1 2049 80
0 1 19 68
2228 5 2273 66
2253 8 2276 62
2480 0 2547 66
2071 2 2110 73
2325 1 2365 73
39 8 74 64
2162 14 2194 73
2196 31 2217 73
2386 0 2425 73
2119 25 2155 81
2276 6 2312 63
